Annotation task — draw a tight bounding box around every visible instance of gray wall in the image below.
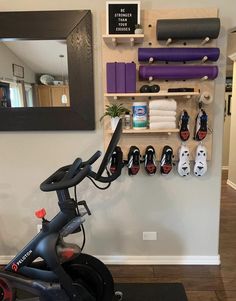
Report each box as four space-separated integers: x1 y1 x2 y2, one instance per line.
0 0 233 261
0 43 35 83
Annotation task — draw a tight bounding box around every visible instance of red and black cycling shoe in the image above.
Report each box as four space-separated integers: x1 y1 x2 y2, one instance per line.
194 109 208 141
160 145 173 175
127 146 140 176
179 110 190 141
144 145 157 176
109 146 123 174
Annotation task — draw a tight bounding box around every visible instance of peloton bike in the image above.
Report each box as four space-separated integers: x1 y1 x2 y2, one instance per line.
0 119 124 301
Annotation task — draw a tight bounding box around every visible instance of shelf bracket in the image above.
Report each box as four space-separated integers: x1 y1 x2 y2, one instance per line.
112 37 117 47
148 76 153 82
184 95 192 100
166 38 172 46
202 55 208 63
201 75 209 81
201 37 210 46
149 57 154 64
130 37 135 47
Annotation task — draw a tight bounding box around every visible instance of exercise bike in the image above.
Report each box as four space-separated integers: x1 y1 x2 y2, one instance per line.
0 120 123 301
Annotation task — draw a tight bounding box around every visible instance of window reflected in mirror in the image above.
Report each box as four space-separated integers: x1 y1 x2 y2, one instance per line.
0 40 70 108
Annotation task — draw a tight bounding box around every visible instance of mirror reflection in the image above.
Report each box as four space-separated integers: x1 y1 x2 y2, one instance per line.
0 40 70 108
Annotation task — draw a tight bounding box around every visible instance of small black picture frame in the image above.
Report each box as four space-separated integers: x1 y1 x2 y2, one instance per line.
12 63 24 78
225 77 232 92
106 1 140 34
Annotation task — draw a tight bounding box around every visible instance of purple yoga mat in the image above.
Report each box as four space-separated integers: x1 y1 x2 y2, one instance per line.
106 62 116 93
139 65 218 80
138 48 220 62
116 63 126 93
125 63 136 93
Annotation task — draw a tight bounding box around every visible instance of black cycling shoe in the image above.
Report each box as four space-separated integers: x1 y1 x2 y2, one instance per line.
110 146 123 174
160 145 173 175
144 145 157 175
194 109 208 141
179 110 190 141
127 146 140 176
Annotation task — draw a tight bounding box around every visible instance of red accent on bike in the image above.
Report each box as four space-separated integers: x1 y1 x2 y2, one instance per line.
11 263 18 272
61 248 75 259
35 208 46 219
0 278 13 300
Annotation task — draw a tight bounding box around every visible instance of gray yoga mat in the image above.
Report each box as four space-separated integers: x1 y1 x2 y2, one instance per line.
139 65 218 80
156 17 220 40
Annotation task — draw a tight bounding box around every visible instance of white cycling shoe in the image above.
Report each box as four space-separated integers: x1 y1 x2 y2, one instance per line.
178 145 191 177
194 144 207 177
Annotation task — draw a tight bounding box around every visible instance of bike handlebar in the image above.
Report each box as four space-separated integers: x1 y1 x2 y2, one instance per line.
39 149 123 192
40 164 92 192
62 158 82 181
81 151 102 167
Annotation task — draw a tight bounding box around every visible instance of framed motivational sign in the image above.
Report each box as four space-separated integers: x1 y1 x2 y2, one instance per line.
106 1 140 34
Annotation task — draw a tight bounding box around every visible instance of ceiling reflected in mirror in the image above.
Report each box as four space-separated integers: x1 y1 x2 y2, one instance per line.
0 40 70 108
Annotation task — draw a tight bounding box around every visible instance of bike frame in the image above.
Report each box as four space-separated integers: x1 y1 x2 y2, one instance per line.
2 188 84 300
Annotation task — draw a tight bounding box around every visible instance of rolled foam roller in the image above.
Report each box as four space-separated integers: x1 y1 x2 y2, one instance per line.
138 48 220 62
139 65 218 81
156 18 220 41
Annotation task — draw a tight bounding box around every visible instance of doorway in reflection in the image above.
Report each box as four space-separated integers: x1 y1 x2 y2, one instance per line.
0 40 70 108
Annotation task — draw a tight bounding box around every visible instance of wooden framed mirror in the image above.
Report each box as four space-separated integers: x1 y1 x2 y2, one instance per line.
0 10 95 130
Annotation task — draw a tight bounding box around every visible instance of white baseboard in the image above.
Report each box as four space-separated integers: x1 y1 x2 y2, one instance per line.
222 166 229 170
0 255 220 266
96 255 220 265
0 256 14 265
227 179 236 190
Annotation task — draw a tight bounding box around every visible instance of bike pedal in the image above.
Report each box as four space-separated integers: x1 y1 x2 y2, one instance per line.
115 291 123 300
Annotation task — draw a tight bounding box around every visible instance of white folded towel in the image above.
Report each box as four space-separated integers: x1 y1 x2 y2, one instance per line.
149 122 176 129
150 116 176 123
149 99 177 111
149 110 176 117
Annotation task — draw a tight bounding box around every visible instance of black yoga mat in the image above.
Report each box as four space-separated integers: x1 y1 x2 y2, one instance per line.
115 283 188 301
16 283 188 300
157 17 220 40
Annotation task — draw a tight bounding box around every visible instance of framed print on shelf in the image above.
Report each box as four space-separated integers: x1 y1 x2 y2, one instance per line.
12 63 24 78
106 1 140 35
